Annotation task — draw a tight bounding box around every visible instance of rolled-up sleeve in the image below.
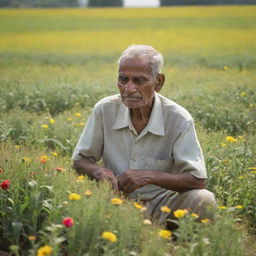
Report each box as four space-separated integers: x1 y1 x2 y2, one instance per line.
72 105 103 163
173 120 207 179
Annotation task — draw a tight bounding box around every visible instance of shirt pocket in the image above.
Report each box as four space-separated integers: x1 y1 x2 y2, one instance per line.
144 157 173 173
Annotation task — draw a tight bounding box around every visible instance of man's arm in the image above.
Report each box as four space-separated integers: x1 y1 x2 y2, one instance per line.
73 157 118 191
118 169 206 195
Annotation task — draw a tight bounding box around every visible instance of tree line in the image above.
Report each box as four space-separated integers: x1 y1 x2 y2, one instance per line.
0 0 255 8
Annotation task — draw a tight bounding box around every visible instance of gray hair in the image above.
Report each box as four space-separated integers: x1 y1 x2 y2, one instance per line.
118 45 164 78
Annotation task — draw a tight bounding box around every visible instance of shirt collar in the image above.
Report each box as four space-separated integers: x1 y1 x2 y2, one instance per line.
113 93 165 136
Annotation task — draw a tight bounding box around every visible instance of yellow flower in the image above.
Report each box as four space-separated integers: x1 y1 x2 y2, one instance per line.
201 218 210 223
248 167 256 170
191 213 199 219
28 235 36 241
67 117 73 121
159 229 172 239
51 152 58 157
173 209 188 218
101 231 117 243
160 206 171 213
226 136 237 142
22 156 32 163
69 193 81 200
76 175 86 182
133 202 143 209
37 245 53 256
238 176 244 179
252 171 256 174
235 205 243 209
48 118 55 124
240 91 246 96
223 65 229 70
218 206 227 210
15 145 20 149
41 124 49 129
85 189 93 196
111 198 123 205
143 219 152 225
40 155 49 163
75 112 81 118
220 143 227 147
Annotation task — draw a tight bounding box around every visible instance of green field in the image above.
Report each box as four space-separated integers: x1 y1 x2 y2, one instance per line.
0 6 255 256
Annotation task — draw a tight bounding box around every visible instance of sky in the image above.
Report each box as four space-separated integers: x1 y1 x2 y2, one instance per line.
124 0 160 7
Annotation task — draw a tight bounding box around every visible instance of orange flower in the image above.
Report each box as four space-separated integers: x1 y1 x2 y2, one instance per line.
40 155 49 163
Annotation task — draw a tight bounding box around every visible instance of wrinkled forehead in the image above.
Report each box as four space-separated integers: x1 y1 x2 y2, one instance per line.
118 56 152 75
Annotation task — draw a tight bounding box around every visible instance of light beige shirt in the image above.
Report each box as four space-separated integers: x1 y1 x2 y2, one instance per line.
72 93 207 201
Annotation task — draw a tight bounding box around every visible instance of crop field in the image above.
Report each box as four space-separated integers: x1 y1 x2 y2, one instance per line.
0 5 255 256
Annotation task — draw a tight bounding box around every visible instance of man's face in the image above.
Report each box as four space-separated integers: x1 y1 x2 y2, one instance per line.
118 57 160 109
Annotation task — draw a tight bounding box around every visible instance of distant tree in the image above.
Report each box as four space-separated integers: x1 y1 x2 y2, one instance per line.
0 0 12 7
88 0 123 7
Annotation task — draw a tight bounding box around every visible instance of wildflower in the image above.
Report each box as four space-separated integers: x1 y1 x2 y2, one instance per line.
218 206 227 210
40 155 49 163
140 206 147 212
101 231 117 243
111 198 123 205
191 213 199 219
240 91 246 97
143 219 152 225
173 209 188 218
28 235 36 241
63 201 69 205
85 189 93 196
201 218 210 223
223 65 229 70
67 117 73 121
235 205 243 209
15 145 20 149
37 245 53 256
69 193 81 200
220 143 227 147
75 112 81 118
41 124 49 129
238 176 244 179
248 167 256 170
51 152 58 157
76 175 86 182
22 157 32 163
133 202 143 209
160 206 171 213
159 229 172 239
48 118 55 124
1 179 10 190
62 217 74 227
55 167 66 173
226 136 237 142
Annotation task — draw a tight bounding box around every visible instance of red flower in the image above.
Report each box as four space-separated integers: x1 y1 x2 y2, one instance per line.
62 217 74 227
1 179 10 190
55 167 66 173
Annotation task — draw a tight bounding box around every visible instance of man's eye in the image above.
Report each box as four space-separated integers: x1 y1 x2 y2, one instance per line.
119 76 128 83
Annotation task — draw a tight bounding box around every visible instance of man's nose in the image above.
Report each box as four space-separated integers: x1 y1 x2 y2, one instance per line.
124 80 136 94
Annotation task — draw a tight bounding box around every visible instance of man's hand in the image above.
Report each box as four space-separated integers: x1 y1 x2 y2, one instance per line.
73 158 118 191
117 169 154 195
93 167 119 191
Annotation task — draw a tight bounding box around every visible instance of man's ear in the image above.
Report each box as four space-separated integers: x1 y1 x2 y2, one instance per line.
155 74 165 92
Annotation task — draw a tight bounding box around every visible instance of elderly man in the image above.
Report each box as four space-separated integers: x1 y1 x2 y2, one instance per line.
72 45 216 225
